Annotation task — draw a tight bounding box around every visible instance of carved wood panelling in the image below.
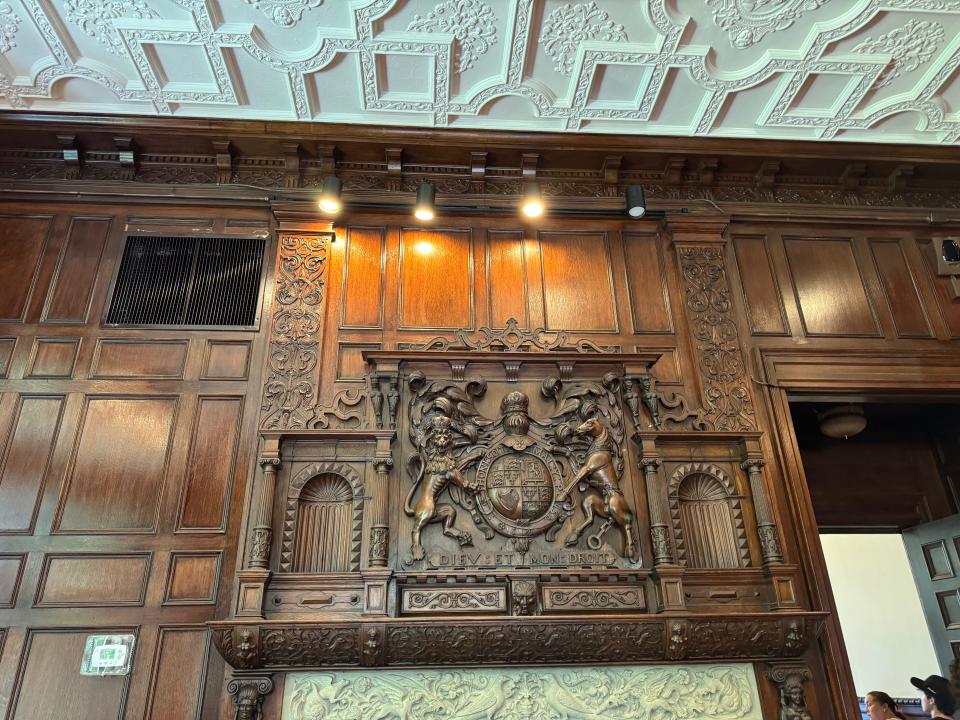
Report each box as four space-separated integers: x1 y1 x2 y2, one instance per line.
401 587 507 614
260 233 328 430
676 246 755 431
55 396 178 533
292 474 354 574
399 228 474 331
0 338 15 377
0 215 52 323
201 340 251 380
176 396 243 533
486 230 529 328
623 231 674 334
0 395 64 533
918 241 960 339
868 239 933 339
539 231 618 332
0 553 25 607
163 552 221 605
90 339 189 379
783 237 882 337
9 629 135 719
340 227 386 330
336 343 381 382
34 552 151 607
144 626 211 720
25 337 80 378
40 216 111 324
732 234 790 336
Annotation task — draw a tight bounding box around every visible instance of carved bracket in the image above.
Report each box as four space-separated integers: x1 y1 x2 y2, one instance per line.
765 661 814 720
227 674 274 720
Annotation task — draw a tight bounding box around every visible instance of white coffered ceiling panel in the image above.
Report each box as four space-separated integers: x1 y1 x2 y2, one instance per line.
0 0 959 144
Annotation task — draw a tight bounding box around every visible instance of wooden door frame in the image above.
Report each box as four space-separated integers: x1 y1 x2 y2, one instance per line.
758 348 960 720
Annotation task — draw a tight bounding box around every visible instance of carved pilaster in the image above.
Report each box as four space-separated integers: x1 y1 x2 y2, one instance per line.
765 662 814 720
259 233 328 430
742 459 784 564
641 458 673 565
248 458 280 569
674 238 756 431
368 458 393 567
227 675 273 720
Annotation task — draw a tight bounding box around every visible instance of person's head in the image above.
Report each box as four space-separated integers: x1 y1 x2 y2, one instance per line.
865 691 906 720
911 675 957 716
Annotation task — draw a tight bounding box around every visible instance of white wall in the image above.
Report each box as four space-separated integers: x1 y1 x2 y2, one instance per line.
820 533 940 698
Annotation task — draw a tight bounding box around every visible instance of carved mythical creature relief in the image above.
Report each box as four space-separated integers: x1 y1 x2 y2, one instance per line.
403 371 641 567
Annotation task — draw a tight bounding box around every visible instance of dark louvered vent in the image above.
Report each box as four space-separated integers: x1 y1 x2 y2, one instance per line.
107 236 264 327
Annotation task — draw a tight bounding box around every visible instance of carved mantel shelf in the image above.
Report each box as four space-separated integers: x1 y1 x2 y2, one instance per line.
210 611 826 670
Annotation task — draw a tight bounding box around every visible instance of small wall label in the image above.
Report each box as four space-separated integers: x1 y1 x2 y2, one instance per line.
80 634 135 676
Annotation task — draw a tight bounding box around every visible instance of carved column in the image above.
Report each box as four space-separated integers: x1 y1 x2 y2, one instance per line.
742 459 784 565
765 662 814 720
641 458 673 565
368 457 393 567
248 458 280 569
227 675 274 720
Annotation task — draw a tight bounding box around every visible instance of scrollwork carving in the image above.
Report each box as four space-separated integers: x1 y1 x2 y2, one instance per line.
408 317 616 353
308 388 366 429
260 234 328 430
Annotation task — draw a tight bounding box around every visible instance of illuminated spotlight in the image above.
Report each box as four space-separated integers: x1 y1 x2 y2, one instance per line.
414 182 436 221
521 182 544 218
318 175 342 215
626 185 646 218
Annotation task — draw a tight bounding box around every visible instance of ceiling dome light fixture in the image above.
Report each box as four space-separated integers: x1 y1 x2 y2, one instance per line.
521 182 544 218
318 175 342 215
414 182 436 221
626 185 646 218
817 404 867 440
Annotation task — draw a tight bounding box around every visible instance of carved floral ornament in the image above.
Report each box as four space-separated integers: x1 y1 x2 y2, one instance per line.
0 1 958 143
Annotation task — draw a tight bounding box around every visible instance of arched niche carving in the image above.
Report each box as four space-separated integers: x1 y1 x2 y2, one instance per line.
668 463 750 569
281 462 364 573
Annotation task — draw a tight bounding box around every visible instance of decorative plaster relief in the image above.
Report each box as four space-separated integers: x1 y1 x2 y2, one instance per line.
283 664 763 720
0 1 21 54
707 0 831 48
407 0 497 72
852 19 945 88
62 0 160 55
540 1 627 74
243 0 323 28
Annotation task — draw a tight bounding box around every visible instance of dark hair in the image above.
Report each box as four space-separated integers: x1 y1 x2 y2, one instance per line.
866 691 907 720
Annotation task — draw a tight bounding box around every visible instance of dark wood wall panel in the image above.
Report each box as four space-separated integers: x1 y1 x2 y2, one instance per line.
539 232 617 332
202 341 250 380
399 228 473 330
0 554 25 607
623 232 674 333
0 395 65 533
176 396 242 532
26 338 80 379
91 339 188 379
732 234 789 336
783 237 881 337
341 227 385 329
163 552 220 605
0 216 51 323
486 230 528 326
9 629 131 720
144 627 209 720
56 396 178 533
34 553 150 607
0 338 15 377
868 239 932 339
918 241 960 338
41 217 111 324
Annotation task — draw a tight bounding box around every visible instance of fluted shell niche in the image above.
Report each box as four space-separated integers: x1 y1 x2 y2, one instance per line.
282 664 763 720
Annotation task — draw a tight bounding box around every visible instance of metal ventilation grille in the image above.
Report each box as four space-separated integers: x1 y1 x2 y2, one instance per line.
107 236 264 327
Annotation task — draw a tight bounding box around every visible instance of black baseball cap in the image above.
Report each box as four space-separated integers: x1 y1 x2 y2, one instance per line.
911 674 957 714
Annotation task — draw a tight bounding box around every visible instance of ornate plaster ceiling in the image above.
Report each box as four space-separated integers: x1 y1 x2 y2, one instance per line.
0 0 959 144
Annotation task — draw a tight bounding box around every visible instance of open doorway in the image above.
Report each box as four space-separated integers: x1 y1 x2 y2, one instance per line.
792 400 960 717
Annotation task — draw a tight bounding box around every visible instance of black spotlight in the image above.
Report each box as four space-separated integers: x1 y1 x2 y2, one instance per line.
317 175 342 215
626 186 646 218
943 237 960 263
414 182 436 221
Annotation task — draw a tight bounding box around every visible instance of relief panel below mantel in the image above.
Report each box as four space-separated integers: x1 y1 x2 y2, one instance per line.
282 664 764 720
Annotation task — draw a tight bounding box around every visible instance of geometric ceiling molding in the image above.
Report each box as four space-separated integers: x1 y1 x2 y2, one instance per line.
0 0 959 144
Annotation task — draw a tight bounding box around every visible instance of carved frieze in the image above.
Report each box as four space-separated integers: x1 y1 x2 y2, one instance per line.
401 586 507 614
283 664 765 720
260 233 328 430
676 245 756 432
404 317 617 353
210 614 825 669
541 584 646 612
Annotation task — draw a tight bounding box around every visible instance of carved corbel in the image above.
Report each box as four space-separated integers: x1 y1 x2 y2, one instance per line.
888 164 915 193
317 143 336 177
57 134 81 180
755 160 780 191
697 158 719 187
281 143 301 189
602 155 622 196
114 136 136 180
213 140 233 184
385 147 402 191
227 675 273 720
663 157 686 185
511 579 538 616
839 162 866 191
765 662 813 720
521 153 539 182
470 151 487 193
